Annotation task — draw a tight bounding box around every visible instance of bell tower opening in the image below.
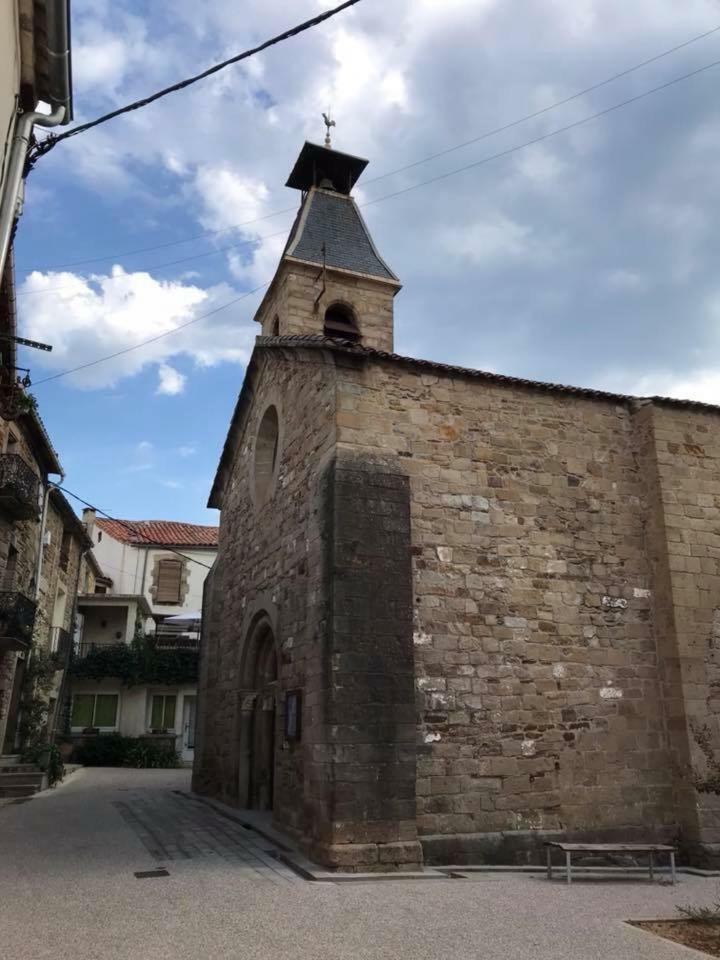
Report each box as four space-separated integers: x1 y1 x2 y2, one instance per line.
324 302 360 342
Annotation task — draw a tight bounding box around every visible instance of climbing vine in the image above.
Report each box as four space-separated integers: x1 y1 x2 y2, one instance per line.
18 644 59 748
70 635 198 687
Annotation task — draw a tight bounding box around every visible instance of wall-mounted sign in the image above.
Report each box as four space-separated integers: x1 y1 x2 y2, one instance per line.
285 690 301 741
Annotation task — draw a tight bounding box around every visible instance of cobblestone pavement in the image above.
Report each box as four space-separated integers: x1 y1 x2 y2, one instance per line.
111 788 298 882
3 768 720 960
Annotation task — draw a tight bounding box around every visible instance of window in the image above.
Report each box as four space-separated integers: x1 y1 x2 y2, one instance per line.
149 694 177 731
254 405 280 505
71 693 118 730
324 303 360 342
155 558 183 604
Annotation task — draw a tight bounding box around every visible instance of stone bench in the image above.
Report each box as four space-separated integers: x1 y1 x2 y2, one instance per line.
545 842 677 885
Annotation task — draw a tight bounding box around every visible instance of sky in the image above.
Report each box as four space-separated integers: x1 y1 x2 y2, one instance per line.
12 0 720 524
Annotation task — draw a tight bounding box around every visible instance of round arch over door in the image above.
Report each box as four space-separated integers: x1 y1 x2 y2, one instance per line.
238 615 278 811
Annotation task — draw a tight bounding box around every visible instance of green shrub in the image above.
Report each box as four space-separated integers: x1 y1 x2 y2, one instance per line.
76 734 180 769
21 741 65 787
124 742 180 769
70 637 198 686
76 733 131 766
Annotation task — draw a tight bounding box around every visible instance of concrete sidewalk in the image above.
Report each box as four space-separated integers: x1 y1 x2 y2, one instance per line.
0 768 717 960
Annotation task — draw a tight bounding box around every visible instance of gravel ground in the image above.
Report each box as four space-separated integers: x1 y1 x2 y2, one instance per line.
0 767 718 960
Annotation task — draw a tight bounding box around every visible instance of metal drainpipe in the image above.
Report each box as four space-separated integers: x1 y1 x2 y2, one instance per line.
0 105 66 282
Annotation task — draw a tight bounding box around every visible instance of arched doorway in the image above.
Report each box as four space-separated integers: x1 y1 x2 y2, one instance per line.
239 616 277 810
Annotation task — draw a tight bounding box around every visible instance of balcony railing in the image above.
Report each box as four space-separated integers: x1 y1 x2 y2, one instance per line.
0 455 40 521
0 591 37 652
75 641 122 659
154 622 200 651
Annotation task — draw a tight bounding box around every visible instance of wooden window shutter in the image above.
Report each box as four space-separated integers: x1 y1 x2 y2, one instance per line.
155 558 183 603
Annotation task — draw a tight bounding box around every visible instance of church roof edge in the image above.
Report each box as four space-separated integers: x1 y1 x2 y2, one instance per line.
208 334 720 511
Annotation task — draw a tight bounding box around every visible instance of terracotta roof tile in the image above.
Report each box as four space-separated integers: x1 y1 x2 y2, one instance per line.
95 518 218 548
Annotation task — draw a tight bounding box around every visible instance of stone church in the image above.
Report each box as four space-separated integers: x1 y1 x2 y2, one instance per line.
193 138 720 871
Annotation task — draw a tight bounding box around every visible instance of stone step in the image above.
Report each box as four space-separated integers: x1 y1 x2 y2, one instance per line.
0 755 23 768
0 771 45 785
0 781 45 798
0 764 37 774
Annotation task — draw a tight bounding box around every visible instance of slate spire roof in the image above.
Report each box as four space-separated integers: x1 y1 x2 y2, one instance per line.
283 140 398 284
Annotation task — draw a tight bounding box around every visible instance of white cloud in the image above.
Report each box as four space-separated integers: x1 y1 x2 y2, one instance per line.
23 0 720 404
177 445 197 458
441 214 531 265
606 269 646 292
156 364 186 396
136 441 153 453
632 370 720 407
194 167 270 232
20 268 258 389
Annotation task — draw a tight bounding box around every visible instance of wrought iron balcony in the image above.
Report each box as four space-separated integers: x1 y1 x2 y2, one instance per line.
0 591 37 652
0 454 40 521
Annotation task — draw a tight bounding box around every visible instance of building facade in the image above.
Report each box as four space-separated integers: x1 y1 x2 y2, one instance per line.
194 140 720 871
70 516 218 764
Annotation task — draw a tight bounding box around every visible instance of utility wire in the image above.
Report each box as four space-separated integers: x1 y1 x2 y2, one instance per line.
361 55 720 208
19 50 720 300
57 484 214 570
31 280 270 385
17 227 291 297
362 22 720 187
25 0 363 171
23 21 720 272
25 54 720 388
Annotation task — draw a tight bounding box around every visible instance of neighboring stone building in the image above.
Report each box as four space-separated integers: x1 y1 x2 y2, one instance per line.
69 516 218 763
194 139 720 871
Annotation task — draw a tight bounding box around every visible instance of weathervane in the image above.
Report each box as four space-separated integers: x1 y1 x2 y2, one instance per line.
322 110 336 148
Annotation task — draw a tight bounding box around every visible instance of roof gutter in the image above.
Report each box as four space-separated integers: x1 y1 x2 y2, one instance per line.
44 0 73 121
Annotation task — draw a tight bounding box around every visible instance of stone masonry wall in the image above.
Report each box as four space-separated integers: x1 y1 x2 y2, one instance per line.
646 404 720 857
334 355 684 862
193 346 337 843
255 261 397 352
310 454 422 870
0 417 46 750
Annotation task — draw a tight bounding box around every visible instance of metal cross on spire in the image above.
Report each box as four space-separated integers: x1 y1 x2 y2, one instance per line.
322 110 336 148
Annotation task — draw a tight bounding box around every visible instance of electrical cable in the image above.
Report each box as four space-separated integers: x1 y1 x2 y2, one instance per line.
22 21 720 272
57 484 215 570
31 280 271 385
24 0 364 170
17 227 291 297
25 53 720 387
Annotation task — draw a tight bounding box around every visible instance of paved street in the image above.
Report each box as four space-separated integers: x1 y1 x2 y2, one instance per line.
1 768 719 960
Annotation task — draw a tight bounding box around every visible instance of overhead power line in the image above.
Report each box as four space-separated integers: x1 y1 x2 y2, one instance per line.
17 227 292 297
25 0 364 171
57 484 214 570
25 53 720 388
23 21 720 272
362 55 720 208
363 22 720 187
31 280 270 385
18 48 720 301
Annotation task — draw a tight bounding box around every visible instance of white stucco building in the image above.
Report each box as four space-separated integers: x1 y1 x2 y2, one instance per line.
70 513 218 764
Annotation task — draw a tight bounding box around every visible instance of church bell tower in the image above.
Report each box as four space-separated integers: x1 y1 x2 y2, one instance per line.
255 131 401 352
